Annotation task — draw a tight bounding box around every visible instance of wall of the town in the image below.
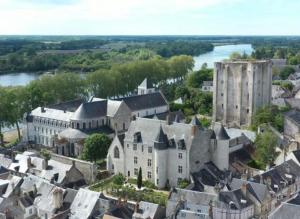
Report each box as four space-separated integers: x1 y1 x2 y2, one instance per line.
50 153 97 184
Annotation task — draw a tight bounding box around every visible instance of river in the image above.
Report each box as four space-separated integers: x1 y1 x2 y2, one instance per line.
0 44 253 87
193 44 253 70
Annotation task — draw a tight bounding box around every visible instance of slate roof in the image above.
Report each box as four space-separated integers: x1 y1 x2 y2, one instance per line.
109 206 134 219
216 125 230 140
192 162 226 189
151 110 185 123
124 117 195 151
48 99 85 112
58 128 88 140
70 188 100 219
106 100 123 117
190 116 203 128
72 100 108 120
0 154 12 169
269 203 300 219
252 159 300 192
291 150 300 163
132 201 160 219
139 78 154 89
288 193 300 205
117 92 167 111
219 189 252 210
284 110 300 127
20 196 34 207
229 178 269 203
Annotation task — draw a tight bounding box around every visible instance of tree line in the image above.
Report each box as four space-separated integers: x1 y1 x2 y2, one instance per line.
0 55 194 145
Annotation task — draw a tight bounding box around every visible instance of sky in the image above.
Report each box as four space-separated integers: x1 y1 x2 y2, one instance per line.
0 0 300 35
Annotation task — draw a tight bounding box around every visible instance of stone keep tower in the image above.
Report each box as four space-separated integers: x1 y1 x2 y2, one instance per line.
213 60 272 127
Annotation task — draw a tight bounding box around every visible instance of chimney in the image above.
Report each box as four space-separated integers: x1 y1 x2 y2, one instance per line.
52 188 64 209
42 159 48 170
166 114 172 125
134 202 140 213
191 126 197 137
27 157 31 168
41 107 45 113
241 183 248 197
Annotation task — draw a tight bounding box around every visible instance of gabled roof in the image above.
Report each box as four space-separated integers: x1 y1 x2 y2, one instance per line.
72 100 108 120
219 189 253 210
190 116 203 129
269 202 300 219
229 178 269 203
217 125 230 140
48 99 85 112
70 188 101 219
117 92 167 111
155 125 168 143
138 78 154 89
292 150 300 163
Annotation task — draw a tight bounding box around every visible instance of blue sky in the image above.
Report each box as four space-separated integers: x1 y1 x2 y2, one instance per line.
0 0 299 35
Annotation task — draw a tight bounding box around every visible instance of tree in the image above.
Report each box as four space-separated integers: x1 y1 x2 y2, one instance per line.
254 131 277 166
280 66 295 79
40 149 51 161
137 167 142 189
82 134 112 162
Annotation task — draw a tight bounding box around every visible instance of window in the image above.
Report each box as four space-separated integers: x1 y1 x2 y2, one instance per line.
29 208 32 214
89 122 91 129
236 105 238 109
128 171 130 177
156 167 158 173
77 123 80 129
133 144 137 150
148 147 152 153
134 168 138 176
112 164 114 170
156 179 159 185
178 153 182 159
247 109 249 114
83 123 86 130
221 93 223 96
127 144 129 148
147 171 152 179
148 159 152 167
221 104 224 109
178 165 183 174
114 147 120 158
134 157 138 164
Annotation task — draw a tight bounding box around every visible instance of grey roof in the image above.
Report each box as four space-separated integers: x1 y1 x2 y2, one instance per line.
117 92 167 111
285 98 300 110
292 150 300 162
132 201 160 219
288 193 300 205
48 99 84 112
0 154 12 169
269 203 300 219
229 178 269 203
219 189 253 210
139 78 154 89
20 196 34 207
58 128 88 140
125 117 195 150
106 100 123 117
72 100 107 120
70 188 100 219
284 110 300 126
217 125 230 140
151 110 185 123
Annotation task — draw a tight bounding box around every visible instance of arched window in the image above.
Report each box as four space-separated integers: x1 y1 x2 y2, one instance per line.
114 147 120 158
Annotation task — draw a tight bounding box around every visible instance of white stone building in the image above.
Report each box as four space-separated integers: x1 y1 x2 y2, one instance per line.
107 116 241 189
23 78 169 147
213 60 272 128
201 81 213 92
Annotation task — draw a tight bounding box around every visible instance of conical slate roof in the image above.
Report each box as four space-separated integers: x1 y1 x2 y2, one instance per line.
217 124 230 140
155 125 168 143
139 78 154 89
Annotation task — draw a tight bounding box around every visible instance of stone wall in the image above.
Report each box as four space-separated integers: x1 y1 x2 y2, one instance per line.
50 153 97 184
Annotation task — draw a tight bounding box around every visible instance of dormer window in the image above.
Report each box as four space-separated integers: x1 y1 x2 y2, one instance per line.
133 132 142 143
178 139 186 150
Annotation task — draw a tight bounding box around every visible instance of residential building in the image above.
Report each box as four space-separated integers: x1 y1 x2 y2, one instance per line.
166 188 255 219
201 81 213 92
213 60 272 128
